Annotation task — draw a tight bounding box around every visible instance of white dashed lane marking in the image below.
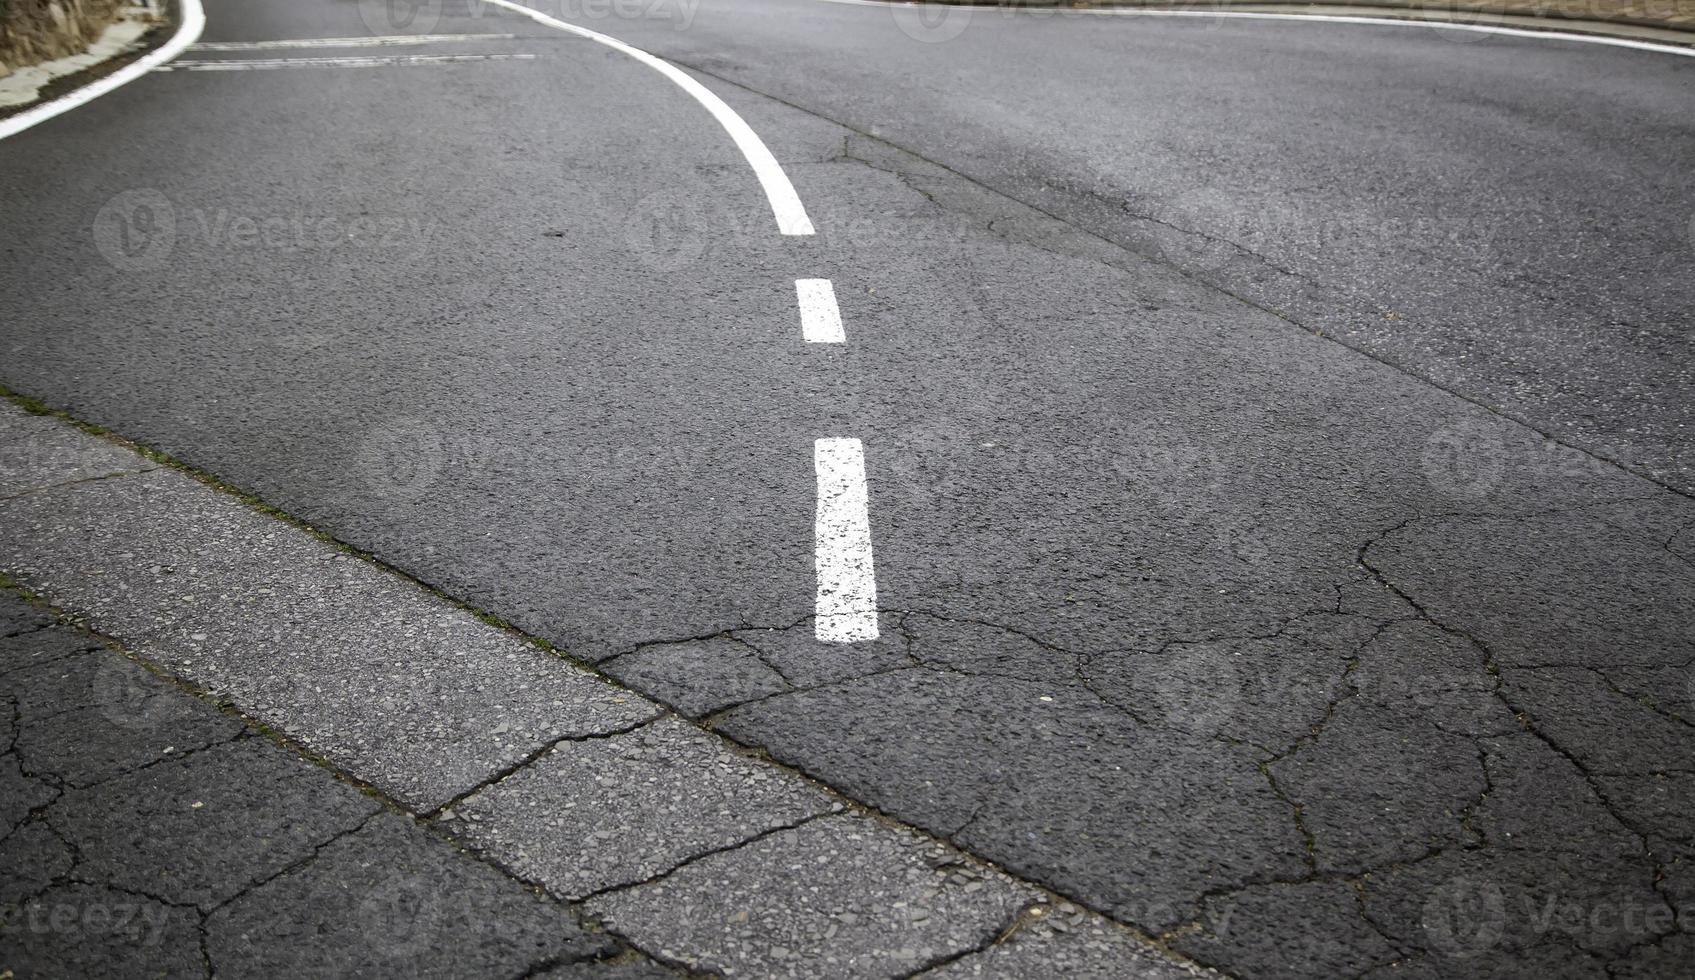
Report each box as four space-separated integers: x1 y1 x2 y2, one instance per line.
814 439 880 643
51 0 881 644
796 279 847 343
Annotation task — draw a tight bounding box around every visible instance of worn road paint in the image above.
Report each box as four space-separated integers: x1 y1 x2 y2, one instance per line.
479 0 816 234
817 0 1695 59
796 279 847 343
814 438 879 643
158 54 535 71
189 34 522 50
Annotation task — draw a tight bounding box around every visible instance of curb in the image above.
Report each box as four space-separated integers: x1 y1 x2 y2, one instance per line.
1207 0 1695 34
0 7 151 108
1121 0 1695 43
0 392 1219 979
863 0 1695 48
0 592 656 976
0 0 202 138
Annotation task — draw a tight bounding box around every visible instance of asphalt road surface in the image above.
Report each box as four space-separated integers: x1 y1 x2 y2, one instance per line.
2 0 1693 975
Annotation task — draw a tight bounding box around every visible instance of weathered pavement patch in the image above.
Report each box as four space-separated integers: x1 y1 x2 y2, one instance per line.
0 406 154 498
0 401 1205 978
922 902 1204 979
0 417 657 810
586 813 1039 979
0 591 635 977
446 716 840 900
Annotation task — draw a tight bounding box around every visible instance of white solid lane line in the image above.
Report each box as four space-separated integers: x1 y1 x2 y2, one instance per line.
0 0 204 140
1089 8 1695 57
478 0 816 235
796 279 847 343
814 439 880 643
188 34 522 50
158 54 535 71
815 0 1695 58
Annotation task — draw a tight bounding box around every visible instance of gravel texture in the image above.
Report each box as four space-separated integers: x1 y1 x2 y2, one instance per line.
0 406 151 498
448 715 839 899
0 431 660 810
0 590 657 977
923 903 1208 979
589 813 1042 979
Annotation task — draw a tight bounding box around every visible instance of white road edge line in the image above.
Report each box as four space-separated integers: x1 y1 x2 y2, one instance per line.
479 0 816 234
158 54 536 71
814 438 879 643
0 0 205 140
189 34 522 50
816 0 1695 58
796 279 847 343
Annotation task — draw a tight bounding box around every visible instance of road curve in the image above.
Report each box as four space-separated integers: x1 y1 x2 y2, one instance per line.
2 0 1692 975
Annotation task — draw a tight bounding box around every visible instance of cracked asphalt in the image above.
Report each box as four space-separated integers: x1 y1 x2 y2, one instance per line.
1 0 1693 975
0 591 648 977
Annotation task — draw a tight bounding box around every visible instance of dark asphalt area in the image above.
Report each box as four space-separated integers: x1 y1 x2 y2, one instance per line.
1 0 1693 975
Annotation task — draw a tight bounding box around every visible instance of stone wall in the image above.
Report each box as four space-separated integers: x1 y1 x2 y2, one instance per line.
0 0 132 76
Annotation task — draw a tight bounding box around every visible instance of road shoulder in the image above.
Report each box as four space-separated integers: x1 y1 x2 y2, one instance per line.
0 395 1211 978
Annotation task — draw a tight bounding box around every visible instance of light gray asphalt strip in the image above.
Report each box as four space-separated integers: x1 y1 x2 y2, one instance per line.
0 452 657 811
0 399 1211 977
585 813 1044 978
0 597 645 975
0 408 156 499
446 716 841 899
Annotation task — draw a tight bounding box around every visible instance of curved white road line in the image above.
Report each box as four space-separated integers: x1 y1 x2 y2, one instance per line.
0 0 206 141
820 0 1695 58
479 0 816 234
